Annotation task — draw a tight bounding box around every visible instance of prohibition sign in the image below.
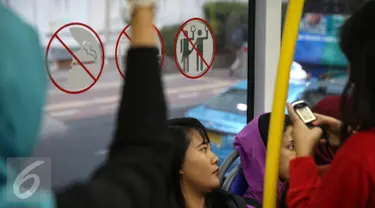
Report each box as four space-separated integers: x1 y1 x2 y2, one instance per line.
174 17 216 79
45 22 105 94
115 24 165 79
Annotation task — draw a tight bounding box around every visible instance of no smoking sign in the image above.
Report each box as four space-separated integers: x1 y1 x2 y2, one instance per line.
115 24 165 79
45 22 105 94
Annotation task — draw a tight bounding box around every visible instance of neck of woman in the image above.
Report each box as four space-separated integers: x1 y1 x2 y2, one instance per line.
182 181 206 208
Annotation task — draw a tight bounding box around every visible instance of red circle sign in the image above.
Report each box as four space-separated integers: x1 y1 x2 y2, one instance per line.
115 24 165 79
45 22 105 94
174 18 217 79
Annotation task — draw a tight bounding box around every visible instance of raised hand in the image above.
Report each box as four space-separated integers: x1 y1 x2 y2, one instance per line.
287 103 323 157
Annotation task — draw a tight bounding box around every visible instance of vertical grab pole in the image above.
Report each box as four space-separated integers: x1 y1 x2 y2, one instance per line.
262 1 305 207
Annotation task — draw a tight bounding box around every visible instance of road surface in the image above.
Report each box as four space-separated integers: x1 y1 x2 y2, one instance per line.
33 66 240 188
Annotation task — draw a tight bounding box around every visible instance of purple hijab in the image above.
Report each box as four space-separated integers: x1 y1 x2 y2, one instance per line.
233 113 289 204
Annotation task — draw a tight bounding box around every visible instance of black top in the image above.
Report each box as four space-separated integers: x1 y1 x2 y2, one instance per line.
207 190 259 208
55 48 173 208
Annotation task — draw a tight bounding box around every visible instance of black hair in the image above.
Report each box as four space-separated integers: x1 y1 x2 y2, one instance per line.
167 117 210 208
167 118 231 208
279 182 289 208
339 1 375 142
257 113 292 146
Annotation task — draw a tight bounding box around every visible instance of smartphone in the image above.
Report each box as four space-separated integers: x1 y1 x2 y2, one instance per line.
291 100 330 146
291 100 317 126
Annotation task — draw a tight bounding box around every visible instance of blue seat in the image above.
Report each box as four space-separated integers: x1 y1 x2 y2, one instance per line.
223 165 249 195
220 150 263 208
219 150 249 195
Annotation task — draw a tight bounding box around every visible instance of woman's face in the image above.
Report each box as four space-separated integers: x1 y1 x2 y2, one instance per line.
279 126 296 181
180 129 220 192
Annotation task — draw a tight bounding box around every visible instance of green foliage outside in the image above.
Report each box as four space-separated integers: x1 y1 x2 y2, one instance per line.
159 2 288 57
159 1 248 57
160 24 180 57
203 2 248 53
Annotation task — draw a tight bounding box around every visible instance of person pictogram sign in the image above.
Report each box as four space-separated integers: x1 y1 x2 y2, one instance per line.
115 24 165 79
174 18 216 79
45 22 105 94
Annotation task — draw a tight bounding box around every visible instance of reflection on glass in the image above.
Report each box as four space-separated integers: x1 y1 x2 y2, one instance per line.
295 12 349 67
237 103 247 112
205 88 247 116
15 0 251 188
300 13 327 34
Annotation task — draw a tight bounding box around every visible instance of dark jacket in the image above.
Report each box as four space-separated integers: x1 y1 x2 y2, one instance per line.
55 48 174 208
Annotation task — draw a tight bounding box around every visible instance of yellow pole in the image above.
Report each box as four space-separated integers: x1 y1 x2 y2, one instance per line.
262 1 305 207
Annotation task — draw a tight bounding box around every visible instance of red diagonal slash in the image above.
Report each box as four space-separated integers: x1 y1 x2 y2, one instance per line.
180 27 210 68
123 31 131 40
54 35 96 80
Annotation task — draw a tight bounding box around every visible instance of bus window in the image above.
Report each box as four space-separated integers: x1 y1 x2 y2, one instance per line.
5 0 251 188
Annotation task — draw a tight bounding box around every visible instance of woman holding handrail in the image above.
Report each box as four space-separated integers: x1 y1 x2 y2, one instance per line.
55 1 175 207
0 0 177 207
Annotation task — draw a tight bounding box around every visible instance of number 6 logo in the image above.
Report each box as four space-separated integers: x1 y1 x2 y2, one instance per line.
13 160 45 199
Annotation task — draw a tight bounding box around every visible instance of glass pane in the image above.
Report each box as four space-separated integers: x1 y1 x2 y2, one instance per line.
5 0 250 187
281 0 361 111
205 88 248 116
170 0 250 172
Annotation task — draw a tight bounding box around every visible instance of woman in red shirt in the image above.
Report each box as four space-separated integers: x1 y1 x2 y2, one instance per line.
313 95 342 165
286 1 375 207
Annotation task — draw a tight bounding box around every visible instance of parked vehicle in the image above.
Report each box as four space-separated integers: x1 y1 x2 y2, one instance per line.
185 62 312 166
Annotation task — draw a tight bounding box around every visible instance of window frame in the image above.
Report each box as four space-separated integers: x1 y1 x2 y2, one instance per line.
246 0 256 123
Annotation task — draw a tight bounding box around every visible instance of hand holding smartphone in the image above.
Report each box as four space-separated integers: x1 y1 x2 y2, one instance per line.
291 100 331 146
291 100 317 127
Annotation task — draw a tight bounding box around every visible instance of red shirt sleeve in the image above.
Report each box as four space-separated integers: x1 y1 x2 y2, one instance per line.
287 155 372 208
